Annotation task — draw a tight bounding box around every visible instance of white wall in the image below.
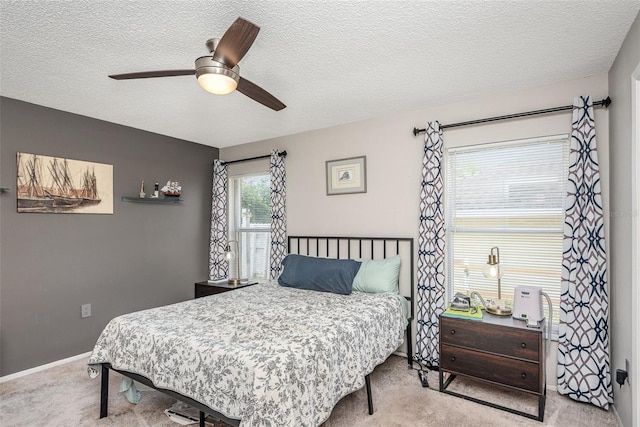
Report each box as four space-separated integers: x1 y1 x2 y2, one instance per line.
608 11 640 427
222 73 610 388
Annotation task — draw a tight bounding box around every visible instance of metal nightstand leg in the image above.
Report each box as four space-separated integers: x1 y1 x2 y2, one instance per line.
440 371 545 422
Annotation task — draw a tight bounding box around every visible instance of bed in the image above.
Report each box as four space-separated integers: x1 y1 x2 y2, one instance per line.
88 236 415 426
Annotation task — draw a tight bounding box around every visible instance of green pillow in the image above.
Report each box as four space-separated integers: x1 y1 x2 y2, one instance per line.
352 255 401 294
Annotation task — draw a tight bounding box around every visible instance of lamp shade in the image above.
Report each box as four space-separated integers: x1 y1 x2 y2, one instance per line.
482 252 503 279
195 56 239 95
482 261 502 279
225 244 236 260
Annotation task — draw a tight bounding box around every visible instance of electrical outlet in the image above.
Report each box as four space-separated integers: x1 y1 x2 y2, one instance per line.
81 303 91 318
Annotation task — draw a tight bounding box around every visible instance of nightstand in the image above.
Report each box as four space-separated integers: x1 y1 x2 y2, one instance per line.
194 281 257 298
439 313 546 421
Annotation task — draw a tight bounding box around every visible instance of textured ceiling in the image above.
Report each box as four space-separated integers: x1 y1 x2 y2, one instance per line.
1 1 638 148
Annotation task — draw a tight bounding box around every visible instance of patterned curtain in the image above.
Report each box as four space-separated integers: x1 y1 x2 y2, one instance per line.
415 121 446 367
557 96 612 409
208 159 229 280
269 150 287 279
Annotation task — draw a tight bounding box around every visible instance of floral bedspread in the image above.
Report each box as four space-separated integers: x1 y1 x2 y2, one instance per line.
88 282 407 427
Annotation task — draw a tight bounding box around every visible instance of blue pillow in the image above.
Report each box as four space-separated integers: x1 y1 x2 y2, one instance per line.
278 254 361 295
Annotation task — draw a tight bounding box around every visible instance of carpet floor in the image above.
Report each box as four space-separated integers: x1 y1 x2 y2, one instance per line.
0 355 619 426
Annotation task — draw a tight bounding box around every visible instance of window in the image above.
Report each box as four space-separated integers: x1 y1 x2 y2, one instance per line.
228 174 271 281
445 135 569 337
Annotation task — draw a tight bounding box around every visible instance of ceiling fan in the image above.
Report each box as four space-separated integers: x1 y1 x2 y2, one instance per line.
109 17 286 111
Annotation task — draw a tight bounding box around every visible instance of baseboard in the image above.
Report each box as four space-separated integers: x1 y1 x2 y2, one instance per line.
0 351 92 383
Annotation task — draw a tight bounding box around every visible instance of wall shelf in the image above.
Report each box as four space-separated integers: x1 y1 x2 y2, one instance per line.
121 196 182 203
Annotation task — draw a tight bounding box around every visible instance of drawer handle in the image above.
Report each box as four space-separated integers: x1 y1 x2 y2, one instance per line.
450 329 456 335
451 356 456 362
521 343 527 348
521 373 527 379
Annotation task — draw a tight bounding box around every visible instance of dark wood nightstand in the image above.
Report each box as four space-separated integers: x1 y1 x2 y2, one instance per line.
194 281 257 298
439 313 546 421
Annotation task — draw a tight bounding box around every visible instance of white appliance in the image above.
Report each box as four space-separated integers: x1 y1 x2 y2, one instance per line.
512 286 552 334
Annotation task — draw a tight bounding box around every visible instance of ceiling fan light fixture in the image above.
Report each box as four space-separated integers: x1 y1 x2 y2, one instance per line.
195 56 239 95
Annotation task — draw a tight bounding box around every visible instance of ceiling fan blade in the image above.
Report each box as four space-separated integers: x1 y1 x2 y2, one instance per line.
237 77 286 111
212 17 260 68
109 70 195 80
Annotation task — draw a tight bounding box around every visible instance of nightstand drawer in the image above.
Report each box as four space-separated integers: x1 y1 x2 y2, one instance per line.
441 316 539 361
441 344 541 392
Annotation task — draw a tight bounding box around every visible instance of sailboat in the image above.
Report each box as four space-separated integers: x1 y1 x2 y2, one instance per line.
17 154 55 210
45 158 82 208
79 167 101 206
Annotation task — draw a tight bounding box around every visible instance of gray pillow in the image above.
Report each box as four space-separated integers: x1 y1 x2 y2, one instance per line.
278 254 361 295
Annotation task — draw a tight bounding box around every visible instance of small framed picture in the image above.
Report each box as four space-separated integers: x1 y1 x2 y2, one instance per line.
326 156 367 195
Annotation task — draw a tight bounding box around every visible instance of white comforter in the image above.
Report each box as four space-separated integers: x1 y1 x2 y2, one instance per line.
88 282 407 426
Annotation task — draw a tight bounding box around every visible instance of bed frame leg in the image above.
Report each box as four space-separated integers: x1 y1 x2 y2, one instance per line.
199 411 205 427
100 364 109 418
407 322 413 369
365 374 373 415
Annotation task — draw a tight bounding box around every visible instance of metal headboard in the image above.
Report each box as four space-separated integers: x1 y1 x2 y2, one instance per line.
287 235 415 368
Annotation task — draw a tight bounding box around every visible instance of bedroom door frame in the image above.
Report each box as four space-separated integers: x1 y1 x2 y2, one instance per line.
631 62 640 427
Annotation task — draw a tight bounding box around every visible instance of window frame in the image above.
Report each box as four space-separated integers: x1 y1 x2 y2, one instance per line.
444 134 570 339
228 172 271 281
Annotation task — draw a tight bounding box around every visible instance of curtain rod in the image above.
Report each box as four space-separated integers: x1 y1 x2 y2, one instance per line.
219 150 287 165
412 96 611 136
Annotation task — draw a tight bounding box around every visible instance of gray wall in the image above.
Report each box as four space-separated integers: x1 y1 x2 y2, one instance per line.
608 12 640 427
0 97 218 376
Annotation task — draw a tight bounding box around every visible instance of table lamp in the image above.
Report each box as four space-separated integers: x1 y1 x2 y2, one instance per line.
482 247 512 316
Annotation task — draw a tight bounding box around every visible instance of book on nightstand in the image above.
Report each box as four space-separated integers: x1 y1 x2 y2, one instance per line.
206 279 258 288
207 278 229 285
443 304 484 320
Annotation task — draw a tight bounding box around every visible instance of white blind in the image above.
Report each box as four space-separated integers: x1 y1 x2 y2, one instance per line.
229 174 271 281
445 135 569 336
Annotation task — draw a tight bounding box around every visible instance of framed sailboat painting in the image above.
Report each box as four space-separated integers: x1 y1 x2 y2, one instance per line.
16 152 113 214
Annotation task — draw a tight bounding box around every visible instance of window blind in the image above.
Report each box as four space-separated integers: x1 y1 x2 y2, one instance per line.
445 135 569 336
229 174 271 281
